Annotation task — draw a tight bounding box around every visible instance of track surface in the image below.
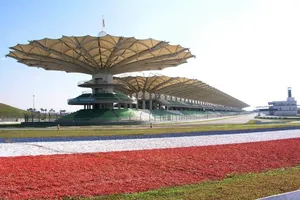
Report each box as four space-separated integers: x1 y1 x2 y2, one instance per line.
1 129 300 157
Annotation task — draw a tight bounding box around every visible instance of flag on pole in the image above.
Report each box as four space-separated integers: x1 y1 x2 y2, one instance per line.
102 15 105 30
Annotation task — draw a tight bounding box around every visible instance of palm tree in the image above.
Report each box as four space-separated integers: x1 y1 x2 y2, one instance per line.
49 109 56 115
59 110 66 116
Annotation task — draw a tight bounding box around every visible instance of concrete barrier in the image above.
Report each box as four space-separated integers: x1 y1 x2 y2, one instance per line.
257 190 300 200
21 120 146 127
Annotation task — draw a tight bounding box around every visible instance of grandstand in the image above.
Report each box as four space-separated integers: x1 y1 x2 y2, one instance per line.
7 34 248 123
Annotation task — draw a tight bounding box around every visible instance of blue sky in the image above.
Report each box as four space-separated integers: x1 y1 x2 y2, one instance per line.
1 0 300 111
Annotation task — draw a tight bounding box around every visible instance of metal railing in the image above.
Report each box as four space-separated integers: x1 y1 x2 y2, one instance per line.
82 90 92 94
23 113 63 122
77 80 93 85
56 111 239 124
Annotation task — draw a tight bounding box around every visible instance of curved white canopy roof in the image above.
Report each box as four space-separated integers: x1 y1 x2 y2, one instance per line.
115 76 249 108
7 35 195 75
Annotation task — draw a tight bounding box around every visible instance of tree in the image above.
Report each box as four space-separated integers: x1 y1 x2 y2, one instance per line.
59 110 66 116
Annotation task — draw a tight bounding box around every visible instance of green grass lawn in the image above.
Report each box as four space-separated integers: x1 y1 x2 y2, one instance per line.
1 122 300 138
74 166 300 200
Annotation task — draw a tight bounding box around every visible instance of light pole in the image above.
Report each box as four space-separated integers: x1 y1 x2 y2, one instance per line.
33 95 35 110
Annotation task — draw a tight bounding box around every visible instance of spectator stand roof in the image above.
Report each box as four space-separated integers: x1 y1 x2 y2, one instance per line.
114 76 249 108
7 35 195 75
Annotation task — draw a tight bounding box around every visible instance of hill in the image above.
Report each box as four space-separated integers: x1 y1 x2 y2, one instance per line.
0 103 30 118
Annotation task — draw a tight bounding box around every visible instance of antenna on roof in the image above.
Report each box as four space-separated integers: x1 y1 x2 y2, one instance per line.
98 15 107 37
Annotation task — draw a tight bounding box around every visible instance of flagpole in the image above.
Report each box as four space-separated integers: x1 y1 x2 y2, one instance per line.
98 15 106 37
102 15 105 32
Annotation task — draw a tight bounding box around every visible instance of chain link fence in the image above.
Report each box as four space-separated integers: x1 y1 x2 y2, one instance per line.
23 113 63 122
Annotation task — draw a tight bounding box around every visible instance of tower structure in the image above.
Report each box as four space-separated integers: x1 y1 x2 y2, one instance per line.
7 23 249 120
7 34 195 110
268 87 297 116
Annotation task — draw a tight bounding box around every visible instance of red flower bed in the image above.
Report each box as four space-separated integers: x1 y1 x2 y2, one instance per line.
1 138 300 199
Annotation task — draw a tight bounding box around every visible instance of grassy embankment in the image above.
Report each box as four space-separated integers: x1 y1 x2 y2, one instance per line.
77 166 300 200
0 103 30 118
